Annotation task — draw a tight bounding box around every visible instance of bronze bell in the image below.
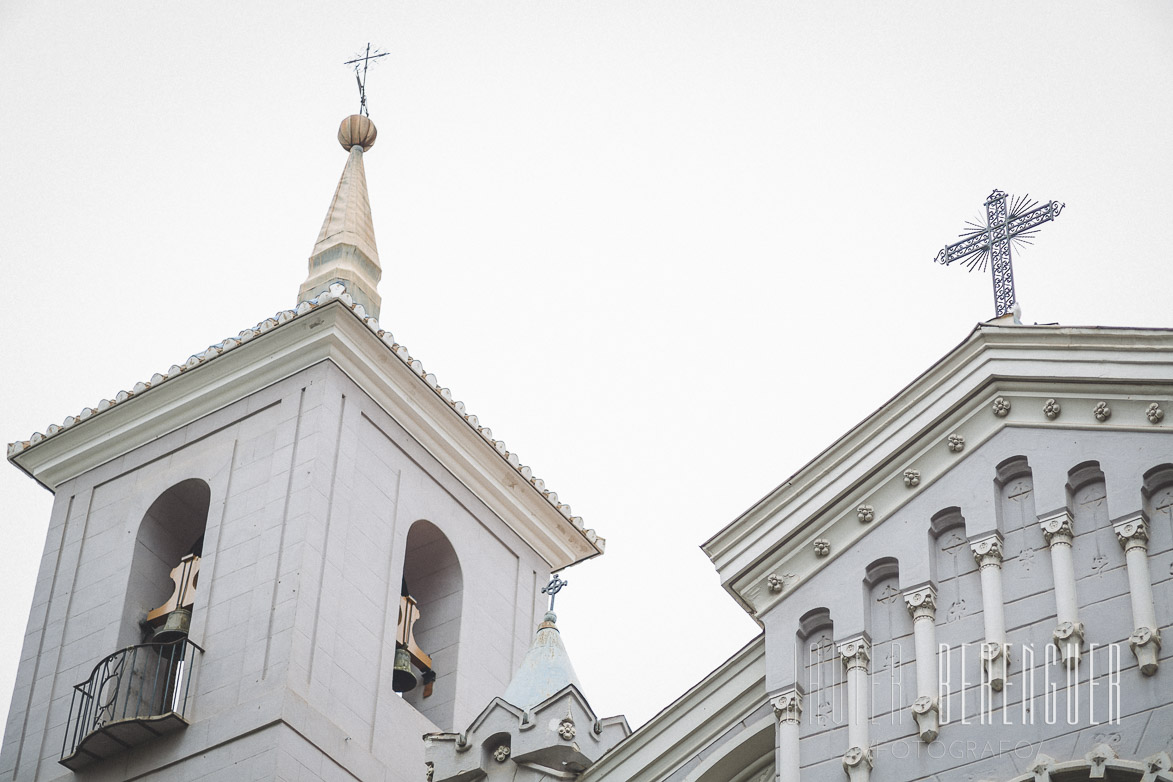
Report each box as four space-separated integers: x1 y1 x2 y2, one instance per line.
392 647 417 693
151 608 191 644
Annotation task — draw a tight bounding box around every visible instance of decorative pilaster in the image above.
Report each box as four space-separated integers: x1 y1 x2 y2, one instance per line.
772 688 803 782
1040 510 1083 667
1114 513 1161 675
903 586 939 742
837 637 872 782
970 534 1011 689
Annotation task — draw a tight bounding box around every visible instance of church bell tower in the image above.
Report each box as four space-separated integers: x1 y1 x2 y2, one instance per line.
1 112 606 782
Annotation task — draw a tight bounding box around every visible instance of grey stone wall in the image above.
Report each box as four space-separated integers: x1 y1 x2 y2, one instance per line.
761 426 1173 781
1 360 550 781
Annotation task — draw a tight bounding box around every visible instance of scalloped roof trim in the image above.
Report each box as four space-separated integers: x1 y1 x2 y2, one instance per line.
7 283 602 551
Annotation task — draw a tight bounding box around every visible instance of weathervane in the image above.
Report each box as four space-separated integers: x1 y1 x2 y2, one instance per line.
344 43 389 117
542 573 568 612
934 189 1065 318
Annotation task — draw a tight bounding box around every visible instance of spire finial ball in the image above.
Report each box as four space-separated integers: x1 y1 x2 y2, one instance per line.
338 114 377 152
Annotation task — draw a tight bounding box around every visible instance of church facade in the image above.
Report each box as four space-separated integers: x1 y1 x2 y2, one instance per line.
582 322 1173 781
2 113 1171 782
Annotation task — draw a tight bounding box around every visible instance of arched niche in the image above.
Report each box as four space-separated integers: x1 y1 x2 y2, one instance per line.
1065 461 1115 583
796 607 838 732
121 478 211 647
479 731 511 767
929 508 972 626
1142 463 1173 555
863 558 906 723
401 519 464 730
993 456 1040 597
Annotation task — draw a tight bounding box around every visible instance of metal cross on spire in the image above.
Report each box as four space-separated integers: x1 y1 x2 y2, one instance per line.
344 43 390 117
934 189 1065 318
542 573 568 612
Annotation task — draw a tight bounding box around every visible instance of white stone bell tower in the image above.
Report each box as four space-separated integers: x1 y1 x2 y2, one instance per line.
1 114 605 782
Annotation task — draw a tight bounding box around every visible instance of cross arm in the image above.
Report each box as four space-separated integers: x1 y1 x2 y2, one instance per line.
934 230 988 266
1006 200 1064 239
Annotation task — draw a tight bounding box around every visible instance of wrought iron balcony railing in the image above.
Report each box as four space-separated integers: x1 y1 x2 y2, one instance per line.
60 636 202 770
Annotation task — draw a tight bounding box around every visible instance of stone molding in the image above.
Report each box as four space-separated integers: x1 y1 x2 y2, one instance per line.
709 323 1173 620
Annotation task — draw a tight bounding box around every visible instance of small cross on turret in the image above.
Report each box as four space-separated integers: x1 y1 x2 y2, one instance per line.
542 573 568 611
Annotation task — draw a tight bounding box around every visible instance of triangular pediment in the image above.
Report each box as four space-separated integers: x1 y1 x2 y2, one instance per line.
703 322 1173 619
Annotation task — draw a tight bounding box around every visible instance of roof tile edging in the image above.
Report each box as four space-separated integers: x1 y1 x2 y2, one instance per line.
7 283 602 551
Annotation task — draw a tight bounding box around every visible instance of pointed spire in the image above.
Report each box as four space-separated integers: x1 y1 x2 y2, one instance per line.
298 114 383 318
501 612 584 709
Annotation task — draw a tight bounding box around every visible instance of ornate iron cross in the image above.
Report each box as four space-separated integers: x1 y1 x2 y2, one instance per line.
542 573 568 611
344 43 390 117
934 190 1064 318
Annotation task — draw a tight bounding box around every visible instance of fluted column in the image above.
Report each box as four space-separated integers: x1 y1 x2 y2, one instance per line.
1114 513 1161 675
970 534 1010 690
1040 510 1083 667
837 637 872 782
773 688 803 782
903 586 939 742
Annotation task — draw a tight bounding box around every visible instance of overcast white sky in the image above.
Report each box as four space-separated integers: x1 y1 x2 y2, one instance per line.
2 1 1172 741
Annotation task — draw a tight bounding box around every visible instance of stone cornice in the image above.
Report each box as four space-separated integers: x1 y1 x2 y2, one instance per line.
7 288 602 569
707 323 1173 620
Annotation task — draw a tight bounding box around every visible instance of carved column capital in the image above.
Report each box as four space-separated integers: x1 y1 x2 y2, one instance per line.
771 689 804 724
1129 627 1162 676
903 586 937 621
911 695 938 716
1052 620 1086 668
837 637 871 673
842 745 874 772
1040 510 1074 546
1114 514 1150 552
970 534 1005 568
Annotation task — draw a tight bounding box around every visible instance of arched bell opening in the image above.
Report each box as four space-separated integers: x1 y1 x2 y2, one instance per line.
399 519 464 730
122 478 211 648
62 478 212 769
